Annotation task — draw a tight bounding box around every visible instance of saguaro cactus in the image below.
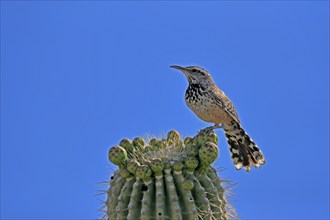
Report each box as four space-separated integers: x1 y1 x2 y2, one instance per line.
103 130 236 220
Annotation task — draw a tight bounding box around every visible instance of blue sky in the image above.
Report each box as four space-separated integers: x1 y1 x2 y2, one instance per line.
1 1 329 219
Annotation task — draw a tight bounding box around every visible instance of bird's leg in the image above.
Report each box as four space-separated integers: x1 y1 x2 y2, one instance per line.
212 124 223 130
199 124 223 134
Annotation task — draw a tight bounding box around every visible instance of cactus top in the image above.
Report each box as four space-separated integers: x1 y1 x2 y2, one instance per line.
108 130 219 179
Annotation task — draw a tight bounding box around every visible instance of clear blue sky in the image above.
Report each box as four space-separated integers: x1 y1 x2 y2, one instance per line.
1 1 329 219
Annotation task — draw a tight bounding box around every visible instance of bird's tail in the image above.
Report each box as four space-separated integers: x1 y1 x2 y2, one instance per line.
223 121 265 172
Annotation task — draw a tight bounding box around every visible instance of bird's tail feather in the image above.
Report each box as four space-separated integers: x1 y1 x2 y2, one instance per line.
224 121 265 172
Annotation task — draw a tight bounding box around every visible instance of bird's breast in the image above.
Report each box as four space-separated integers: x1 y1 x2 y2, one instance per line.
185 85 231 124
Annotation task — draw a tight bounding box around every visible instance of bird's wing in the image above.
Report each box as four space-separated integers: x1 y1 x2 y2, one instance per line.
209 87 241 124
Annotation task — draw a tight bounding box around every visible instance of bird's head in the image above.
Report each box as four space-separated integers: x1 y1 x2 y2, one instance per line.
170 65 214 86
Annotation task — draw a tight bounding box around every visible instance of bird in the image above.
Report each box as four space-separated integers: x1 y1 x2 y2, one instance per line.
170 65 265 171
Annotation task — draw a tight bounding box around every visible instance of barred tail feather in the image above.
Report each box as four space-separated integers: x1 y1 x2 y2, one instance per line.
224 122 265 172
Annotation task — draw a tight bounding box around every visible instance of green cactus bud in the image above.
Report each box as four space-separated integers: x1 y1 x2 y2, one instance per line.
207 132 218 145
127 159 140 175
150 159 164 176
182 179 194 190
119 167 132 178
133 137 146 149
149 138 159 147
135 165 152 182
143 145 151 153
105 131 236 220
185 143 199 156
194 132 209 146
167 130 181 142
198 142 219 168
172 161 184 172
119 138 133 154
162 158 171 169
108 146 128 166
158 139 167 149
185 156 199 172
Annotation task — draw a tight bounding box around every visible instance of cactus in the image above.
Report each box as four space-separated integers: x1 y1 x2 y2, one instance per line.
103 130 236 220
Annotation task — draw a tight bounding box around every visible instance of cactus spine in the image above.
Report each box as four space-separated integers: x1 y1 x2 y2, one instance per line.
104 130 236 220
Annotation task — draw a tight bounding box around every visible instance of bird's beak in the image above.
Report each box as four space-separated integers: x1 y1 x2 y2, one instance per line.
170 65 186 71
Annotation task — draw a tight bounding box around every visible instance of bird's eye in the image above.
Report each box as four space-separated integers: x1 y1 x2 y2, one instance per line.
191 69 197 73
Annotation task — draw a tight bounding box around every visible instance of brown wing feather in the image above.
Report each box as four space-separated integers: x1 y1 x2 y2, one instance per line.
209 87 241 124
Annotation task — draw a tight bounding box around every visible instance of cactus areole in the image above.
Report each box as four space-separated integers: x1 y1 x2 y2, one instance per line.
104 130 236 220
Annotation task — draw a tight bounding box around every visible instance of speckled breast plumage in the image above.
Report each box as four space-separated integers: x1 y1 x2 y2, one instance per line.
185 84 231 125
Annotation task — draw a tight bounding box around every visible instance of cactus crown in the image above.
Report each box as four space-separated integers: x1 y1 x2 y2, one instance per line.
103 130 236 220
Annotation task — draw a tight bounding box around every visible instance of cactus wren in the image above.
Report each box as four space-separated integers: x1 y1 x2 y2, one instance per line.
170 65 265 171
